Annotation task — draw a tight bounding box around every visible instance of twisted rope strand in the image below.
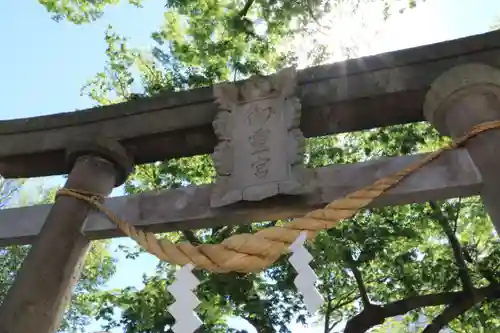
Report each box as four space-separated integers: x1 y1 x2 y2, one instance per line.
56 120 500 273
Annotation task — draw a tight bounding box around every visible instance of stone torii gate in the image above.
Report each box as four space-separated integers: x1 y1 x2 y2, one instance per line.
1 29 500 333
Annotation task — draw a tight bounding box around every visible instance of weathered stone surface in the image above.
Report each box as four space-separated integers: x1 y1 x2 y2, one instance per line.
0 149 482 246
0 139 132 333
3 30 500 179
211 67 311 207
424 62 500 234
0 157 119 333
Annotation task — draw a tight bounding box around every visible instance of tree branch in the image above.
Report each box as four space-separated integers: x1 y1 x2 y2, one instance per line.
422 301 474 333
343 287 498 333
328 319 343 333
211 225 235 240
422 285 500 333
326 295 361 332
238 0 255 17
323 295 332 333
345 257 371 308
266 220 278 228
332 295 360 311
462 246 498 284
182 230 201 245
305 0 331 34
242 314 275 333
429 201 474 294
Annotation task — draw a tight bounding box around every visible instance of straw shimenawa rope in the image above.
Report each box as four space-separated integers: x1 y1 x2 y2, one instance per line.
56 120 500 274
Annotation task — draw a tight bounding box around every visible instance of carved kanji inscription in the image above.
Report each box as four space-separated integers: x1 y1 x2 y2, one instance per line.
211 67 310 207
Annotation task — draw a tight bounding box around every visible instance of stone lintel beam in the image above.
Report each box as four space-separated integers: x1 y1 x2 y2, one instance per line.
0 149 482 246
4 29 500 179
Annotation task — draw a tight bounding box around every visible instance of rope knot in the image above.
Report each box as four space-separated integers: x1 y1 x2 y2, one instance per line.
88 194 105 205
56 188 105 207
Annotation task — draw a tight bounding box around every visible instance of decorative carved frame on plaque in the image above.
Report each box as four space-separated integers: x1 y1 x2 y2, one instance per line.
211 67 310 208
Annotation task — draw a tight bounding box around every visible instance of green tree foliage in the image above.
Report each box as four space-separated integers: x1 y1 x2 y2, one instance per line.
38 0 500 332
38 0 144 24
0 181 117 333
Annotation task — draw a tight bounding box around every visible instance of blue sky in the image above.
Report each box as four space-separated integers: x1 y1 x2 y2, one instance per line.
1 0 500 332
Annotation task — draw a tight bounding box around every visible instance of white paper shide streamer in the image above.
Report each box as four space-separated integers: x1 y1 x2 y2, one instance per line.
167 263 203 333
288 231 324 313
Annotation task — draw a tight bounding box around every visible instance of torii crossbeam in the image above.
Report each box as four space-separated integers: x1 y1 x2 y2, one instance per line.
2 29 500 333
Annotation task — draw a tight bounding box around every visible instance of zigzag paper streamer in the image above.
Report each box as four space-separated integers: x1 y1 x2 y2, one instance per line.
288 231 324 313
166 263 203 333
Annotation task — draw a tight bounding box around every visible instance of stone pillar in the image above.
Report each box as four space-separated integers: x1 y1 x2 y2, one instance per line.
424 63 500 233
0 138 133 333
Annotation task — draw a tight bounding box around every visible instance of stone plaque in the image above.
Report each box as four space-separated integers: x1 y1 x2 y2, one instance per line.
211 67 310 207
